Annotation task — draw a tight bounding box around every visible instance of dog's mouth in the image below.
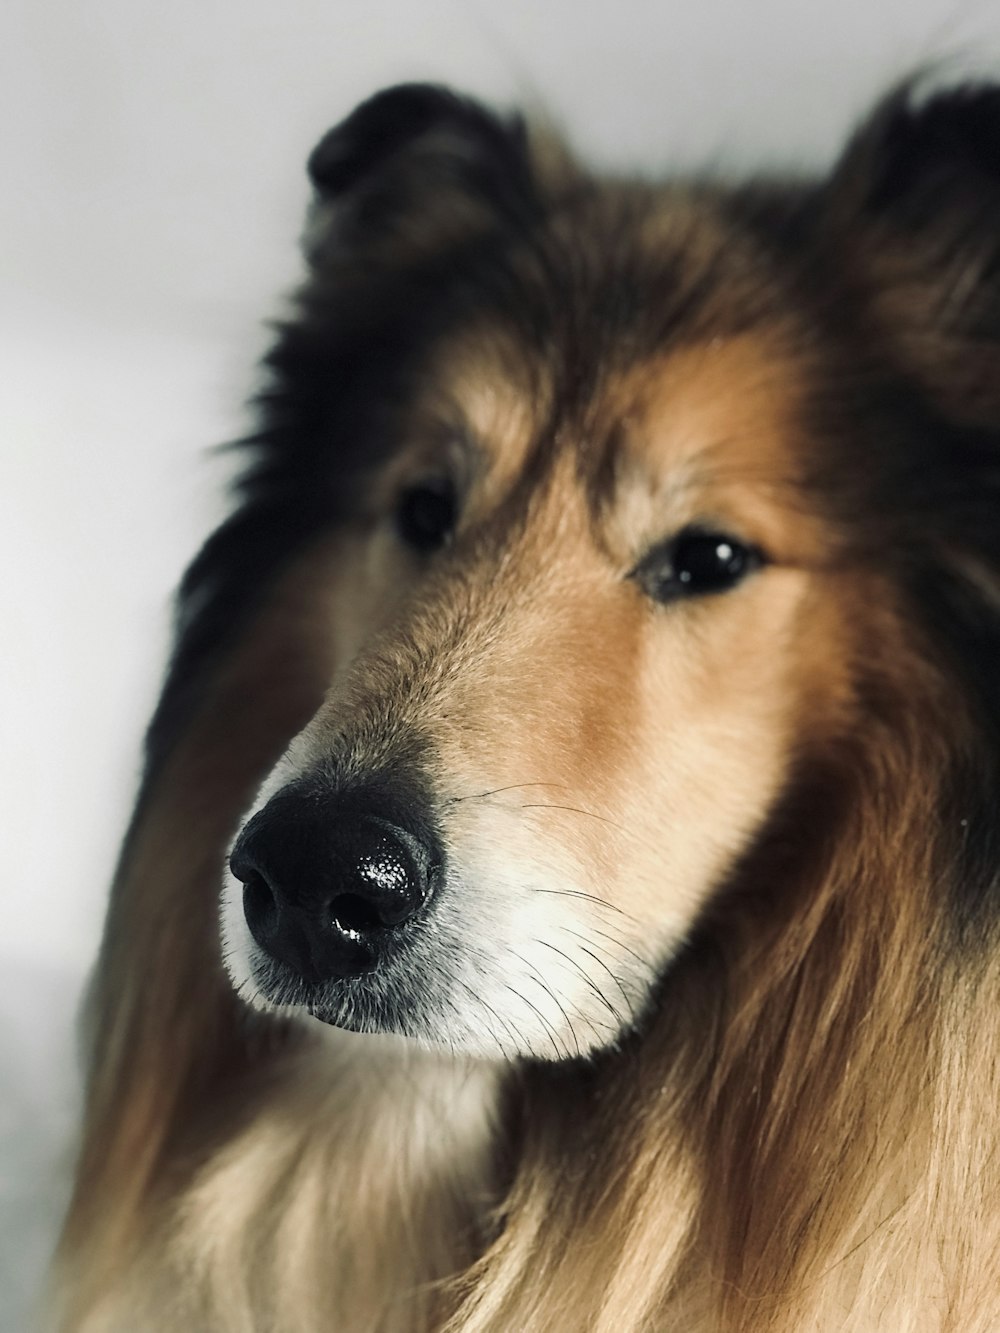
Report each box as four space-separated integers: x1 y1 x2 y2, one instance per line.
220 767 663 1061
243 935 451 1046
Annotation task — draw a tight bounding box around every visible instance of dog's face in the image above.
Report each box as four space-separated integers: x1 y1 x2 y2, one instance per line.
222 319 860 1059
217 82 1000 1060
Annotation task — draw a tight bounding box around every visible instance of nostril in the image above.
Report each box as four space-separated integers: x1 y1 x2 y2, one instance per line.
329 892 383 936
242 869 279 943
350 829 433 927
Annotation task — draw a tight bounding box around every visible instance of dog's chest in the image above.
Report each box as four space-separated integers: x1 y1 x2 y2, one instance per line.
165 1033 504 1333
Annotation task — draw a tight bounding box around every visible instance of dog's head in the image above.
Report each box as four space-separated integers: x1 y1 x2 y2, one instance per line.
219 83 1000 1059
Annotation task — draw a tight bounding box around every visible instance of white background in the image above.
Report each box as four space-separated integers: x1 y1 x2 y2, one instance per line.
2 1 999 1325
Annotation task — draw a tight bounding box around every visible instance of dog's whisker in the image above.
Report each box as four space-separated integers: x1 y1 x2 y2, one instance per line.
566 925 654 976
529 886 636 922
504 976 576 1062
453 977 519 1061
565 937 637 1022
534 938 626 1025
446 781 570 805
517 800 676 866
509 950 585 1059
518 801 626 832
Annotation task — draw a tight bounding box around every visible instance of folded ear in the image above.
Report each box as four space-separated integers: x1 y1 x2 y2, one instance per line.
828 80 1000 424
303 83 542 266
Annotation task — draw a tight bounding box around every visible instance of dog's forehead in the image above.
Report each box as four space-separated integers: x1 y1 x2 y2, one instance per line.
593 333 813 558
424 315 817 562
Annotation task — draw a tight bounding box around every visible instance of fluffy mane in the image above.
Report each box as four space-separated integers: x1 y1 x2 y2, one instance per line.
53 80 1000 1332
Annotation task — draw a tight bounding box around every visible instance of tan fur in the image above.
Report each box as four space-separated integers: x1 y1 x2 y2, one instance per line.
53 94 1000 1331
52 536 348 1327
445 611 1000 1332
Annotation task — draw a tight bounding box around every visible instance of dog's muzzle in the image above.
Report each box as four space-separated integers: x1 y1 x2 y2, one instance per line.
229 779 442 984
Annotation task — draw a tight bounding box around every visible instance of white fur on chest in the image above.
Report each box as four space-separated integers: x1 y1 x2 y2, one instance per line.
100 1031 505 1333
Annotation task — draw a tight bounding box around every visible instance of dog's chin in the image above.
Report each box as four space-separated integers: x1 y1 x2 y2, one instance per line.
233 946 635 1062
304 1000 420 1041
245 957 413 1032
239 953 490 1055
303 989 427 1043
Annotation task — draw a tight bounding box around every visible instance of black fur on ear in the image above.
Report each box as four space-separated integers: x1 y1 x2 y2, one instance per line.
843 80 1000 218
827 79 1000 425
303 83 541 265
307 84 526 198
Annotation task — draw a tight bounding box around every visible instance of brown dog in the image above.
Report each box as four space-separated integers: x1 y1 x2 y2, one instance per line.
53 81 1000 1330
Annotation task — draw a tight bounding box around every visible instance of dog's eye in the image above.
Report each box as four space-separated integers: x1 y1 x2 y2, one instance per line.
396 480 457 553
635 528 762 603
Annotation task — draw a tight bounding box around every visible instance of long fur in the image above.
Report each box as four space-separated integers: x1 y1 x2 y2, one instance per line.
52 80 1000 1330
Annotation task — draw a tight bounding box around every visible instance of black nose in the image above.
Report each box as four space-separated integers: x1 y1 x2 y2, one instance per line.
229 785 440 983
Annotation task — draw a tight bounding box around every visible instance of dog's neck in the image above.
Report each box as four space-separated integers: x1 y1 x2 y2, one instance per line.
307 1025 505 1186
168 1026 506 1333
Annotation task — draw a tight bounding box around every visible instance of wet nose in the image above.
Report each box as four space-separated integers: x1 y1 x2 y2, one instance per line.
229 787 440 983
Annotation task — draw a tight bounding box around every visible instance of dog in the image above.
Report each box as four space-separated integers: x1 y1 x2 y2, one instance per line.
52 80 1000 1330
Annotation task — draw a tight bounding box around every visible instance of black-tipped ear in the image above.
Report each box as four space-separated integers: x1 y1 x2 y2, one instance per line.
835 79 1000 220
303 83 538 265
307 84 522 197
829 80 1000 423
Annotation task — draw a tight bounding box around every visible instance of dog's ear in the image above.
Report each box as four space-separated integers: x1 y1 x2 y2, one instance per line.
303 83 542 267
827 81 1000 425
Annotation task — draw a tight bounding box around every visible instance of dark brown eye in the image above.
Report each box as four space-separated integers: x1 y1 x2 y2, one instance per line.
634 528 762 604
396 480 456 553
